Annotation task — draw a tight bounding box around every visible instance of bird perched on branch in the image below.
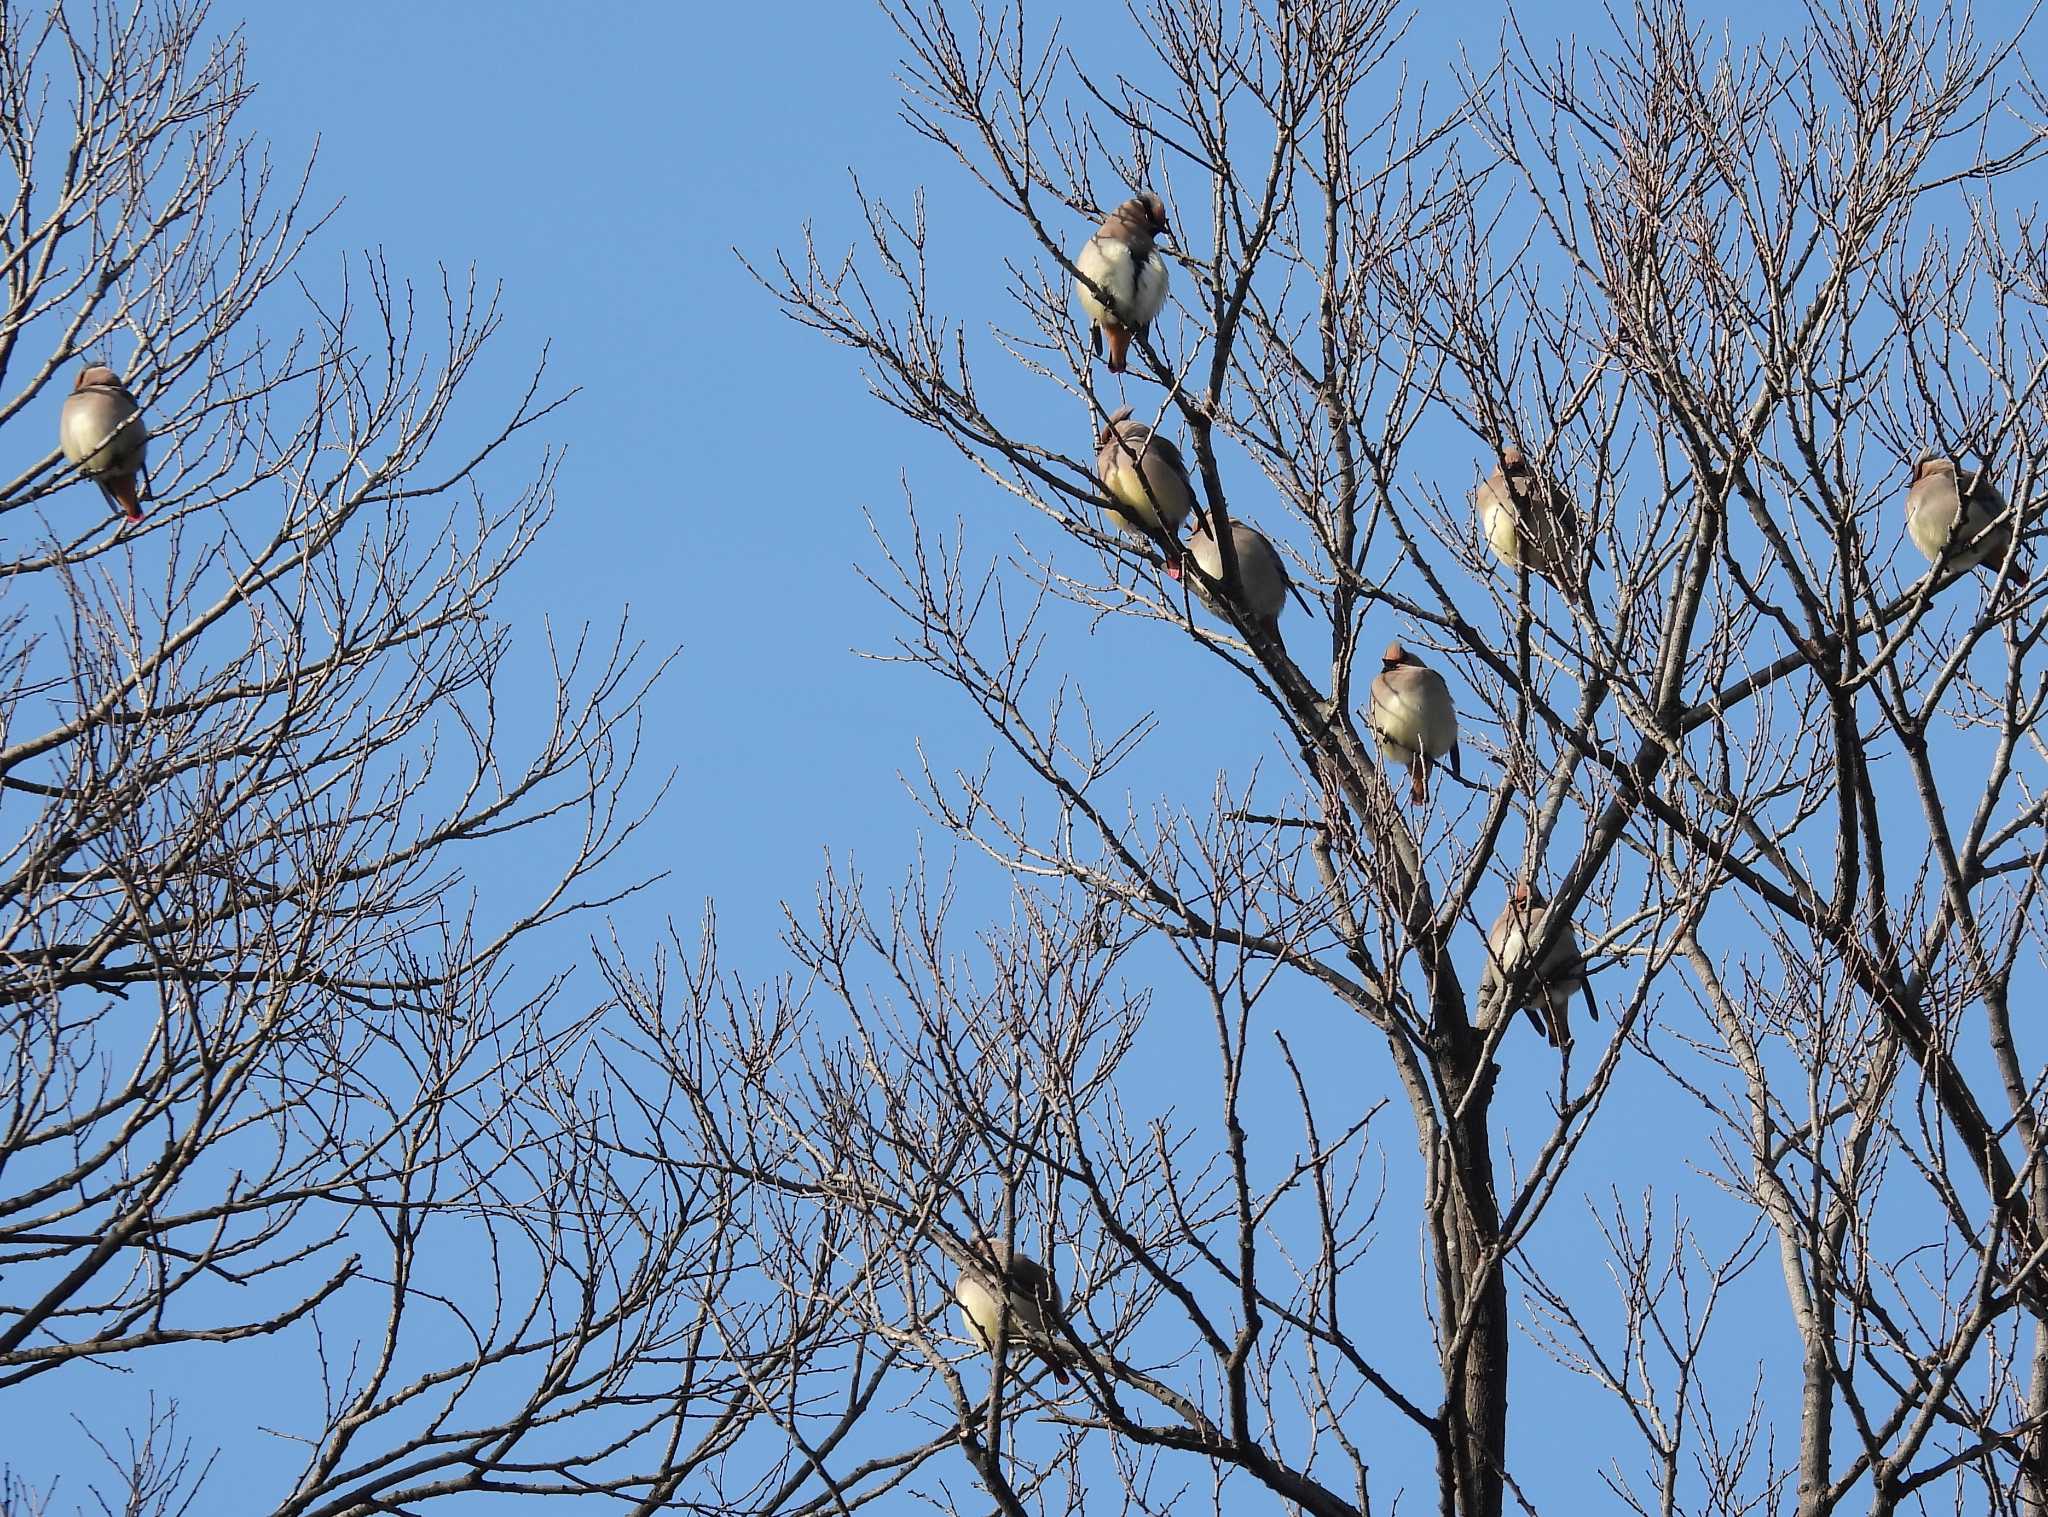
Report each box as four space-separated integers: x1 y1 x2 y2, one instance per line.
60 365 149 523
1184 516 1304 635
1906 456 2027 584
1074 193 1170 375
1096 405 1195 576
1473 444 1593 597
1478 882 1599 1049
954 1235 1073 1384
1369 641 1459 805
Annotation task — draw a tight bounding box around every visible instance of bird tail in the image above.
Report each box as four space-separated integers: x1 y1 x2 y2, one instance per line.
1104 325 1130 374
1037 1347 1072 1384
1409 760 1427 806
102 474 143 524
1090 323 1103 359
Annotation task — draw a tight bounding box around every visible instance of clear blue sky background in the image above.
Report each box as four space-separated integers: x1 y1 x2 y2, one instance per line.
226 4 982 970
18 2 2044 1509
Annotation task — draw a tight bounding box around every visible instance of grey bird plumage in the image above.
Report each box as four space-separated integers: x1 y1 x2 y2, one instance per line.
953 1235 1072 1384
1473 444 1591 596
1184 516 1297 633
1368 641 1459 805
1906 456 2027 584
1478 882 1598 1049
1096 405 1195 574
59 364 148 523
1074 193 1171 375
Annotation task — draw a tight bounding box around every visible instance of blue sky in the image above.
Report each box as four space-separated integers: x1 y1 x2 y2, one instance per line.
230 5 970 971
15 0 2047 1509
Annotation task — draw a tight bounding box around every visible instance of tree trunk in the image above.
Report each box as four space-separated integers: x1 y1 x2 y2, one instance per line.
2023 1317 2048 1516
1441 1047 1508 1517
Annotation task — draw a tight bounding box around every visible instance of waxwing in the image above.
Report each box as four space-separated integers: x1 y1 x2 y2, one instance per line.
59 365 149 523
1478 882 1599 1049
954 1235 1072 1384
1368 641 1459 805
1183 516 1301 633
1075 193 1170 375
1473 444 1592 596
1096 405 1195 575
1906 456 2027 584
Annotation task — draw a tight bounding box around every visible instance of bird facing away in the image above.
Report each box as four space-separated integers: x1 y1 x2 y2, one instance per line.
1096 405 1195 576
1369 641 1459 805
1184 516 1297 632
1479 882 1599 1049
1473 444 1592 596
59 365 149 523
953 1235 1072 1385
1074 193 1171 375
1906 456 2027 584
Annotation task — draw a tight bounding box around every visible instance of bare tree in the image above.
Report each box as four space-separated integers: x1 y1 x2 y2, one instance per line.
596 0 2048 1514
0 3 822 1510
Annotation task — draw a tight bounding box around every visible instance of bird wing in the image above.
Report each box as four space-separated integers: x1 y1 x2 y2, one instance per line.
1146 431 1192 489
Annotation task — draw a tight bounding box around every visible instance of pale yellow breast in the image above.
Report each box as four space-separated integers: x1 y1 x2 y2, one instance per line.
1103 461 1188 536
1476 482 1528 567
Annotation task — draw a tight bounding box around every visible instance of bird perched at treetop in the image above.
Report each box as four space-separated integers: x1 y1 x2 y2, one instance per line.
1074 193 1171 375
60 364 149 523
1183 515 1304 635
953 1234 1073 1385
1473 444 1594 598
1368 641 1460 806
1478 881 1599 1049
1905 455 2027 584
1096 405 1195 577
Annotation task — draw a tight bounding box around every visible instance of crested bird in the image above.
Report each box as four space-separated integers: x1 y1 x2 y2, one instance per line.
1183 515 1303 633
1906 455 2027 584
1473 444 1593 596
954 1235 1072 1384
1369 641 1459 805
1096 405 1195 576
1075 193 1171 375
1478 881 1599 1049
59 365 149 523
